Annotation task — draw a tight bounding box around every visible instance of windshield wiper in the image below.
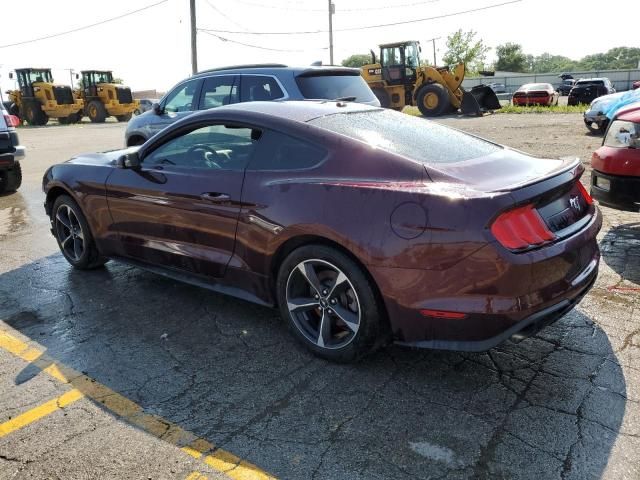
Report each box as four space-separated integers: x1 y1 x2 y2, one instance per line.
333 96 357 102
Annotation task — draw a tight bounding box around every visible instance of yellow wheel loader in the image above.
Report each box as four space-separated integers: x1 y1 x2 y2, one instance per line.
77 71 139 123
361 41 501 117
6 68 84 126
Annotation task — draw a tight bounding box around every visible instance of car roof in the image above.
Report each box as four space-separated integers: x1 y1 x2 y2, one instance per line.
193 64 360 78
196 100 381 123
615 102 640 122
576 78 607 82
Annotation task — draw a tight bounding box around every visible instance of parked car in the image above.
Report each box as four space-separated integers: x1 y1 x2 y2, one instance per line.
512 83 559 106
134 99 158 116
0 107 25 194
583 91 626 134
557 79 576 96
487 82 506 94
124 63 380 146
590 103 640 211
44 101 601 361
568 78 615 105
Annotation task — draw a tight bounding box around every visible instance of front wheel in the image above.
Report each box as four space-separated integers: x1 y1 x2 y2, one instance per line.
116 113 132 122
277 245 387 362
416 83 450 117
52 195 108 269
87 100 107 123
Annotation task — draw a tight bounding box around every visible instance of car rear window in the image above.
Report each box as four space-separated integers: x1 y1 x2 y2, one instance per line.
576 80 604 86
295 73 377 103
309 110 501 164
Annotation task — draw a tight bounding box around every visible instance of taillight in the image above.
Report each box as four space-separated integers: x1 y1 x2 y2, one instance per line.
576 181 593 205
491 204 555 251
3 114 20 128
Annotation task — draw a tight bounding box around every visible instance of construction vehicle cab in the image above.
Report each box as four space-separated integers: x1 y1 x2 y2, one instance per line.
79 70 139 123
7 68 83 126
361 40 501 117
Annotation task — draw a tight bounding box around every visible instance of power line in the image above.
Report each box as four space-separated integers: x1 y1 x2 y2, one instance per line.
0 0 169 49
199 0 522 35
199 29 327 52
228 0 442 12
202 0 249 31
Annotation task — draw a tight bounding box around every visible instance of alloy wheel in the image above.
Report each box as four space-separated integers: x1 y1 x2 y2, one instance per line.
286 259 361 350
54 204 85 262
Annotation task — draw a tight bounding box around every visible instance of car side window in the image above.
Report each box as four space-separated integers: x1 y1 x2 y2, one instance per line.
199 76 239 110
163 79 200 113
247 130 327 171
144 124 260 171
240 76 285 102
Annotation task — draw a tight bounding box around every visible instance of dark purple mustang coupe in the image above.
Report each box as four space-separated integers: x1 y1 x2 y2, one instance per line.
43 101 601 361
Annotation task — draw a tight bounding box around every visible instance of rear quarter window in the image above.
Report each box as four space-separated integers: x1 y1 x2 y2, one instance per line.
309 110 501 164
248 130 327 170
295 74 376 103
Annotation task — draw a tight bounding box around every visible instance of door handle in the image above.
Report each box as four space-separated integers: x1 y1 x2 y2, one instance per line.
201 192 231 203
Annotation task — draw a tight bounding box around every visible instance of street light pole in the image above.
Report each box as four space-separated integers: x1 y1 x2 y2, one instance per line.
190 0 198 74
328 1 334 65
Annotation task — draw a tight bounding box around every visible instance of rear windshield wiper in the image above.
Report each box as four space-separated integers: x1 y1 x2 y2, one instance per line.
333 96 357 102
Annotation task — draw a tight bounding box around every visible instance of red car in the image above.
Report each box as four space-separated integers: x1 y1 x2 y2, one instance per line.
43 101 601 361
591 103 640 211
512 83 559 106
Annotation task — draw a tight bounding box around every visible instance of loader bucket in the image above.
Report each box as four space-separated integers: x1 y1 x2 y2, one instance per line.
460 84 502 116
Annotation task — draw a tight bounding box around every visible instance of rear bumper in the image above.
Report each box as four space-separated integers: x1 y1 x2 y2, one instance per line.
371 208 602 351
513 96 552 106
591 169 640 212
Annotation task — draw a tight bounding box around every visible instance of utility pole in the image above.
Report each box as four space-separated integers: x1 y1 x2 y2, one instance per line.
328 1 334 65
432 38 437 65
190 0 198 74
63 68 75 87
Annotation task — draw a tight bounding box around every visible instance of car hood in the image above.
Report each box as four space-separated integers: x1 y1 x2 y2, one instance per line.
587 91 626 112
425 148 577 193
66 147 140 166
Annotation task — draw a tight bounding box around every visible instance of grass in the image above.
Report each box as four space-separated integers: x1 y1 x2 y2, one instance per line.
403 104 586 116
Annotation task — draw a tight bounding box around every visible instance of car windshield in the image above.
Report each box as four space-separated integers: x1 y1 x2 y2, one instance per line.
309 109 501 164
295 74 377 103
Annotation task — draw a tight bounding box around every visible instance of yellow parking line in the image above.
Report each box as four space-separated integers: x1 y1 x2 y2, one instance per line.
0 327 277 480
184 472 208 480
0 389 83 438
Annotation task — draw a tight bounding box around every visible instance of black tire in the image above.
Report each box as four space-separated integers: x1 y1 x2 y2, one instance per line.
0 162 22 194
58 116 70 125
372 88 391 108
116 113 132 122
69 111 83 123
51 194 108 270
276 244 387 362
127 136 146 147
416 83 450 117
86 100 107 123
585 119 608 135
23 102 48 126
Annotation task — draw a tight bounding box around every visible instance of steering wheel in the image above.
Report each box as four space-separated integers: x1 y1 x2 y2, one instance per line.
186 144 222 169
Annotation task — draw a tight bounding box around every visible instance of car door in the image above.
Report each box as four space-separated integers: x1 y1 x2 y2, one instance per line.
105 121 260 278
144 78 203 138
198 75 239 109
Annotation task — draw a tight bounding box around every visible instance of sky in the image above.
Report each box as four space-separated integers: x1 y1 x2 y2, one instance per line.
0 0 638 96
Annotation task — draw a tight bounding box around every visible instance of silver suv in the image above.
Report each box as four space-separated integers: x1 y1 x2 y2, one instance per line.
125 63 379 146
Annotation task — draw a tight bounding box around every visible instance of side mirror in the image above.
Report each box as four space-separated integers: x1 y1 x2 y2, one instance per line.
8 72 13 79
152 102 163 115
116 152 141 169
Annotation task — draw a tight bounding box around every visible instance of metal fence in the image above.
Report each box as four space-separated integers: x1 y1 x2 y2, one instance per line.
463 69 640 93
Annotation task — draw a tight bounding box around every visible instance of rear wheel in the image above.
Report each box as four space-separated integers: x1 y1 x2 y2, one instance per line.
87 100 107 123
116 113 132 122
0 162 22 194
52 195 108 269
277 245 386 362
416 83 450 117
585 119 608 135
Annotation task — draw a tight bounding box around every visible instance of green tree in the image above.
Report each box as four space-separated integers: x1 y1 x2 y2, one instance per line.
529 53 578 73
442 29 490 73
341 54 373 68
578 47 640 70
495 43 528 72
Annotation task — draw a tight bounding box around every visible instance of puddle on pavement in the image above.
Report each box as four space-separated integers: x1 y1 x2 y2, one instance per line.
0 205 28 236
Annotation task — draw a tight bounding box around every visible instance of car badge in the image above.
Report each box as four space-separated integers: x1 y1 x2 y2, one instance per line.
569 196 582 212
